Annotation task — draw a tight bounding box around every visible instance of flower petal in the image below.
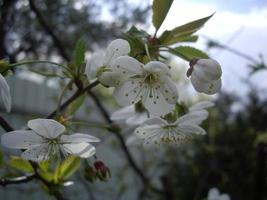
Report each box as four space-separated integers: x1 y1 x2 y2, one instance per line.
1 130 43 149
62 143 96 158
98 71 124 87
0 74 11 112
142 88 175 116
159 76 178 104
105 39 131 63
144 61 171 77
111 105 136 121
61 133 100 143
208 188 220 199
126 113 148 126
85 51 105 80
191 75 221 95
28 119 65 139
179 124 206 135
110 56 144 78
189 101 214 112
21 144 51 162
113 78 143 106
176 110 208 126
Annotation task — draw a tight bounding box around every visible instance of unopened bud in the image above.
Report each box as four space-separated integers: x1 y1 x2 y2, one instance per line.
84 165 97 183
188 58 222 95
94 161 111 181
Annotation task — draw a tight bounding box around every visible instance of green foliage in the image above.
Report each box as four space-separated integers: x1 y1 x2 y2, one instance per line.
168 46 209 61
159 13 214 45
67 94 86 116
152 0 174 31
9 156 33 173
74 38 86 74
55 156 81 182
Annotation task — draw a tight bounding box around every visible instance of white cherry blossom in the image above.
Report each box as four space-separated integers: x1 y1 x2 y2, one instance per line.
208 188 231 200
111 104 148 126
0 74 11 112
132 101 213 145
107 56 178 116
85 39 130 86
1 119 100 162
187 58 222 95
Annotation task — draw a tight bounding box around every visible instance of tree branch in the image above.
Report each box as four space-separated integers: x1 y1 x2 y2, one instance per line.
28 0 71 61
0 174 36 186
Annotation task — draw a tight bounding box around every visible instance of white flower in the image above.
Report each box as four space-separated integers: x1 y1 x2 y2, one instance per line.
0 74 11 112
85 39 130 86
208 188 231 200
132 101 213 145
1 119 100 162
187 58 222 95
106 56 178 116
111 104 148 126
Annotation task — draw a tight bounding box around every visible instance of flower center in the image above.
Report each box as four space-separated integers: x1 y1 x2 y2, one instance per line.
144 73 159 85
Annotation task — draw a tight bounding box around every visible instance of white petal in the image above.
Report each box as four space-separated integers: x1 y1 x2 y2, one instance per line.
191 75 221 95
144 61 171 77
21 144 51 162
62 143 96 158
126 113 148 126
208 188 220 199
159 76 178 104
193 59 222 82
189 101 214 112
142 87 175 116
176 110 208 126
143 117 168 125
220 194 230 200
0 74 11 112
179 124 206 135
1 130 43 149
126 134 141 146
105 39 131 63
85 51 105 79
113 78 143 106
111 105 135 121
61 133 100 143
111 56 144 77
28 119 65 139
98 71 123 87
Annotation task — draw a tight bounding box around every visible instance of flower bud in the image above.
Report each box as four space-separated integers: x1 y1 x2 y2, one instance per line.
94 161 111 181
84 165 97 183
187 58 222 95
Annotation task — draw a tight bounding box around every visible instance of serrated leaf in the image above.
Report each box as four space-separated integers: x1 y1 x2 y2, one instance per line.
9 156 33 173
55 156 81 181
74 38 86 68
160 13 214 44
152 0 174 31
168 46 209 61
163 35 199 45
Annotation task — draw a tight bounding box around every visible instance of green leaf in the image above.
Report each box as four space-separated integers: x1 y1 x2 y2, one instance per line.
74 38 86 68
9 156 34 173
152 0 174 31
162 35 199 45
168 46 209 61
67 94 86 116
159 13 214 44
55 156 81 181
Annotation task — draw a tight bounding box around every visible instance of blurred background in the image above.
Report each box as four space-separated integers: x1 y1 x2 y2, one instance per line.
0 0 267 199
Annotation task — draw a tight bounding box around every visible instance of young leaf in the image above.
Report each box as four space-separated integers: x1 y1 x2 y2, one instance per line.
162 35 199 45
74 38 86 68
67 94 86 116
9 156 34 173
56 156 81 181
168 46 209 61
152 0 174 31
159 13 214 44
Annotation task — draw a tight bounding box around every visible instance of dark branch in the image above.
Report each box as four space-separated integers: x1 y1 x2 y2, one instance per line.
46 80 99 119
0 116 14 131
28 0 71 61
0 174 35 186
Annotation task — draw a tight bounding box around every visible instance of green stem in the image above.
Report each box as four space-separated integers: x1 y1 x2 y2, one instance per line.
5 60 72 75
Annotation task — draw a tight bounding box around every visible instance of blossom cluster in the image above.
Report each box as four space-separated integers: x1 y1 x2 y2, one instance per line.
0 38 222 161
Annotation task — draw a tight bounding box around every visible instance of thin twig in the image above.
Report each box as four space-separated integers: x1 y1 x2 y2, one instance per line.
0 116 14 131
0 174 36 186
